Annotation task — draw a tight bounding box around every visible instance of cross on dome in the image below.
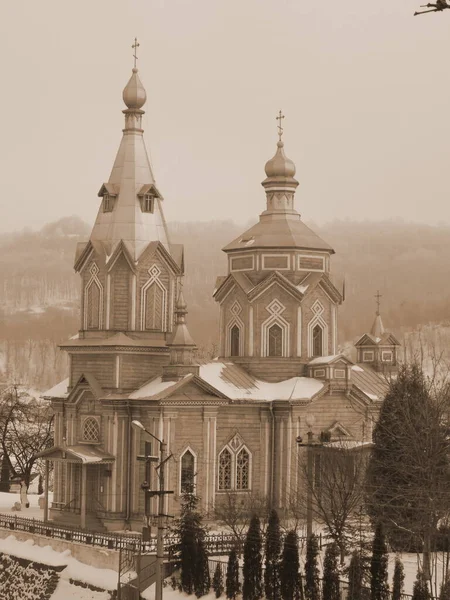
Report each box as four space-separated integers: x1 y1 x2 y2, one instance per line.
276 110 285 141
375 290 382 315
132 37 140 68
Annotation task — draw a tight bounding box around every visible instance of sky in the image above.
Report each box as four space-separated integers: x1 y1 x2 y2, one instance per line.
0 0 449 233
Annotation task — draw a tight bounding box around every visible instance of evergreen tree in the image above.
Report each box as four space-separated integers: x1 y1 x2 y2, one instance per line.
243 514 263 600
412 570 431 600
213 563 224 598
280 530 300 600
265 509 282 600
304 534 320 600
392 557 405 600
366 364 450 552
195 538 211 598
370 523 389 600
226 548 240 600
322 542 340 600
172 480 208 595
348 550 364 600
439 575 450 600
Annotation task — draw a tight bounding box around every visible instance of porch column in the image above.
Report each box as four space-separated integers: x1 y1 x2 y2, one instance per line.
43 460 50 523
80 464 87 529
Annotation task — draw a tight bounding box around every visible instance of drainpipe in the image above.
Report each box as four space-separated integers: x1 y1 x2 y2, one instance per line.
269 402 275 508
125 401 133 528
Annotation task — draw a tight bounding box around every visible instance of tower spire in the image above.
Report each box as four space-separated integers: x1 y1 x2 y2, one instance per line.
88 44 171 259
371 291 385 338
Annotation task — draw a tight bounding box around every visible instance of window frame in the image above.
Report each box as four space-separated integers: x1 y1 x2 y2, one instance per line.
179 447 197 495
217 443 252 493
81 416 101 444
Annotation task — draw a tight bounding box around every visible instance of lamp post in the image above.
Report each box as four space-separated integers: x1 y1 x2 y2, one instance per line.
296 414 316 540
132 420 172 600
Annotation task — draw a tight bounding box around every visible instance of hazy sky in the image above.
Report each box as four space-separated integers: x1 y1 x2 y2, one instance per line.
0 0 449 233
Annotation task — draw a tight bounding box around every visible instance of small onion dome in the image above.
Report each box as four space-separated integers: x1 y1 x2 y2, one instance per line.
122 68 147 109
264 140 296 178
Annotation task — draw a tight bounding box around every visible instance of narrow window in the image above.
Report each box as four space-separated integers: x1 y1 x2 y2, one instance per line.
236 448 250 490
103 194 114 212
218 449 232 490
230 325 240 357
181 450 195 494
83 417 100 442
312 324 323 357
268 323 283 357
142 194 154 213
87 283 100 329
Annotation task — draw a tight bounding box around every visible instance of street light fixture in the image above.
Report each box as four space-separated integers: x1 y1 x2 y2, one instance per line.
131 419 172 600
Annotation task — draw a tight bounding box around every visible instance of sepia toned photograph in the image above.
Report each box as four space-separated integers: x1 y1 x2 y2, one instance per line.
0 1 449 599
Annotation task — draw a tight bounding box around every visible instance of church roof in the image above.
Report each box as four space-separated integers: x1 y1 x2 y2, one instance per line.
350 364 389 401
89 68 171 261
60 332 168 349
130 360 324 402
223 217 334 253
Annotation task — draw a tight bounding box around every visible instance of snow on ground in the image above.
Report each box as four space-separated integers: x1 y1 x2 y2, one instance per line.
0 490 53 519
0 535 119 591
51 579 110 600
142 585 219 600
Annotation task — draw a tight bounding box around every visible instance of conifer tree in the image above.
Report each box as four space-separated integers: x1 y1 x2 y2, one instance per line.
370 522 389 600
322 542 340 600
195 538 211 597
304 534 320 600
392 556 405 600
280 530 300 600
439 575 450 600
172 480 208 595
348 550 364 600
226 548 240 600
213 563 224 598
265 509 282 600
243 514 263 600
412 570 431 600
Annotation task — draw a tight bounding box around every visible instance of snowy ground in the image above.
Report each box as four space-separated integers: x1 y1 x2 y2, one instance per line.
0 490 53 519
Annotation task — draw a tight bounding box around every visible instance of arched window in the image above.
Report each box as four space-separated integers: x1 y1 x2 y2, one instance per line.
236 448 250 490
181 450 195 494
268 324 283 357
83 417 100 442
145 284 163 330
312 324 323 357
230 325 240 357
218 448 232 490
87 283 100 329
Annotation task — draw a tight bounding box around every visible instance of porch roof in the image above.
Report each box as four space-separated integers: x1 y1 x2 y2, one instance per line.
35 444 115 464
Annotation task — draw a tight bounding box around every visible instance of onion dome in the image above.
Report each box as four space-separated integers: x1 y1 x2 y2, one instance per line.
122 68 147 109
264 140 296 178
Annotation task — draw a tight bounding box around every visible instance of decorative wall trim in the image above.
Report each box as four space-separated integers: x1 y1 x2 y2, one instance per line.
296 306 302 357
140 264 168 331
131 274 137 330
261 299 290 357
225 301 245 357
262 253 290 271
248 306 254 357
230 254 254 272
83 263 104 330
298 254 325 272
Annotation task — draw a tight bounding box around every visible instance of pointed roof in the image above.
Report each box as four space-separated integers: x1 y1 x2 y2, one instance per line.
168 290 196 347
89 67 171 260
371 313 385 338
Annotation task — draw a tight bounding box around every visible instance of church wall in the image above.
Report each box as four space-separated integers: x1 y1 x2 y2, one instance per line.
301 286 334 357
136 248 173 333
120 353 169 389
80 255 107 331
253 284 298 357
302 393 366 440
111 255 131 330
70 354 115 387
221 287 250 356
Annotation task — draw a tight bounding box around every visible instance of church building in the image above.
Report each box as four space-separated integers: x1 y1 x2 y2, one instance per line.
39 63 399 532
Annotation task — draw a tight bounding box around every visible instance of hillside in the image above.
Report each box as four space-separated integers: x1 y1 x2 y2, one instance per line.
1 216 450 388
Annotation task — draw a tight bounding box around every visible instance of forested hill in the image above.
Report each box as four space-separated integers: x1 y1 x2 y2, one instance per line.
0 216 449 388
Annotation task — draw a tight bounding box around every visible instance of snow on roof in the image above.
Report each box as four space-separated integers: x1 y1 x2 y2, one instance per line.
199 361 323 401
351 365 364 372
308 355 341 365
130 375 190 399
41 378 69 399
325 440 374 451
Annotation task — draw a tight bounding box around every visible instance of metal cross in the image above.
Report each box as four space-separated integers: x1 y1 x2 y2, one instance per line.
132 37 140 68
276 110 285 141
375 290 382 314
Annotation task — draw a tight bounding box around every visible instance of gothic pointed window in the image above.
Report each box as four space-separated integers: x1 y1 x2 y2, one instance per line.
230 325 240 357
312 324 323 357
236 448 250 490
218 448 232 490
87 283 101 329
268 324 283 357
181 449 195 494
145 284 163 330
